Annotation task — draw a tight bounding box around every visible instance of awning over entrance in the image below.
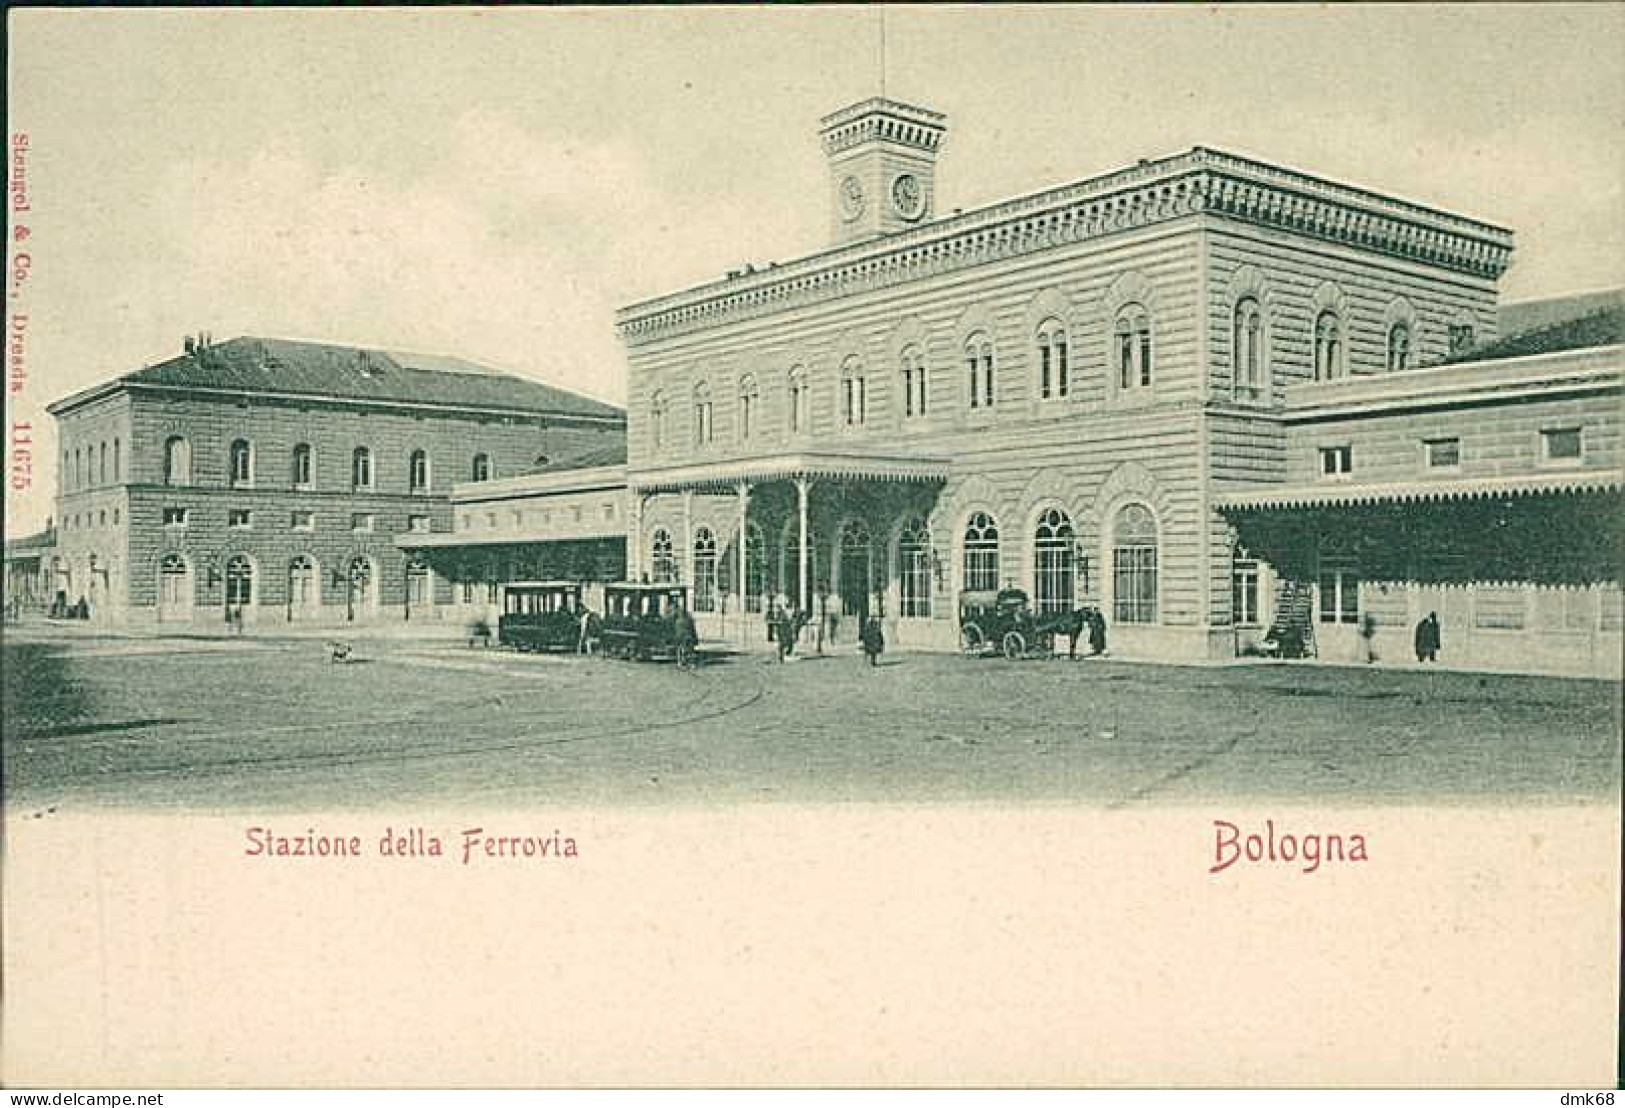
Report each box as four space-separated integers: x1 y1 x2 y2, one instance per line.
1215 470 1623 513
629 449 950 494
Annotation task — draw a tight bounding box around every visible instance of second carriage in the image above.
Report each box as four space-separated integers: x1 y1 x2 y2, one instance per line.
599 582 696 663
959 587 1096 660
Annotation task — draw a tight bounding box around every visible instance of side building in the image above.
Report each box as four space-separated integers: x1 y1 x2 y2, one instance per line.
45 336 625 628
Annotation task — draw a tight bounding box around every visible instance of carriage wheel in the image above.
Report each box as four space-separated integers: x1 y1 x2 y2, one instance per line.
1002 631 1025 660
960 625 984 653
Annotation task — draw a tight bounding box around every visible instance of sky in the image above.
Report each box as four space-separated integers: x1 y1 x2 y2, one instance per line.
7 4 1624 536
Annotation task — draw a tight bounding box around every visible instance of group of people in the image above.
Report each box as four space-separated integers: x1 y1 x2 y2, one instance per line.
1064 606 1109 660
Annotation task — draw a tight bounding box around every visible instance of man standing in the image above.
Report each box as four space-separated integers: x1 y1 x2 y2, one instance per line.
1414 611 1441 663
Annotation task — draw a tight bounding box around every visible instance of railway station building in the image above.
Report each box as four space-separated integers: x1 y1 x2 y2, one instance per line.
449 96 1618 676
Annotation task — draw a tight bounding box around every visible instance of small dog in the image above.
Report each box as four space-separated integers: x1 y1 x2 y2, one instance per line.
327 641 353 663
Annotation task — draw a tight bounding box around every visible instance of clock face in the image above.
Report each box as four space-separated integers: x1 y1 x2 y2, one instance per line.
838 175 866 222
892 173 925 220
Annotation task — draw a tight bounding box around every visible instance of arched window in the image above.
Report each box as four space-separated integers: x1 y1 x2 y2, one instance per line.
471 453 491 482
288 555 319 611
694 383 714 446
409 449 430 493
963 512 1000 593
292 443 313 488
225 555 254 608
1314 311 1343 381
900 345 928 420
898 517 932 618
352 447 373 490
693 528 718 612
1115 305 1154 391
163 437 192 485
99 442 107 485
113 438 121 482
1233 298 1264 400
650 392 668 453
1033 507 1075 615
229 439 253 487
1036 318 1070 401
787 366 808 436
838 519 874 617
650 528 676 583
840 357 867 427
965 333 995 409
738 374 760 442
1113 504 1159 624
1386 322 1411 372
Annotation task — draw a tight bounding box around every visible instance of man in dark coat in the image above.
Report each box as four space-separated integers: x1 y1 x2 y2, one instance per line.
672 606 699 669
1088 609 1108 656
860 613 885 666
1415 612 1441 662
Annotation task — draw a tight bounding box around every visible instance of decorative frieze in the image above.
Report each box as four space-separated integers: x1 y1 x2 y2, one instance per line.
617 148 1514 348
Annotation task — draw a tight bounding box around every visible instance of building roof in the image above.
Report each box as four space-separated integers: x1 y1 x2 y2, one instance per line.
1498 289 1625 337
3 528 56 559
1447 302 1625 365
1215 470 1623 513
50 336 625 422
529 439 628 474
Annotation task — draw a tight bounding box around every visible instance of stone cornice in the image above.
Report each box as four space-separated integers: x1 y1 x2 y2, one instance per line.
820 98 947 157
617 147 1514 349
1282 345 1621 422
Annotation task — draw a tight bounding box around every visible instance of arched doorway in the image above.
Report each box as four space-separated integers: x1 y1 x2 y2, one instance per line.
287 556 320 621
158 554 191 623
346 556 375 622
225 555 255 622
837 519 873 622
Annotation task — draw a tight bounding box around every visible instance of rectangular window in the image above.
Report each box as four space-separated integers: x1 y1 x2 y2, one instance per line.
351 513 374 532
1425 438 1461 469
1317 566 1359 624
1319 446 1353 478
408 514 431 533
162 507 189 527
1055 337 1069 398
1113 547 1158 624
1233 559 1260 626
291 510 315 532
1039 343 1052 400
228 509 252 529
1541 427 1582 461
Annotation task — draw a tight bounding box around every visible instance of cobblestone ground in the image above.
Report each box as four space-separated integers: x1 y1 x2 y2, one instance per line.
3 626 1619 812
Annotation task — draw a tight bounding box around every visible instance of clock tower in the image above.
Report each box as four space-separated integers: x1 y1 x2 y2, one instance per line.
820 98 946 245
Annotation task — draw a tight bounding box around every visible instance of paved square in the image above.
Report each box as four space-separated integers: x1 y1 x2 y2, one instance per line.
3 628 1619 811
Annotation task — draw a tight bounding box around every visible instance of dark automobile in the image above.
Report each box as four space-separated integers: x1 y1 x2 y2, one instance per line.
497 581 584 652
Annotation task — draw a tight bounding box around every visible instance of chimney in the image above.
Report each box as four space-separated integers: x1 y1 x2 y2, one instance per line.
184 336 196 355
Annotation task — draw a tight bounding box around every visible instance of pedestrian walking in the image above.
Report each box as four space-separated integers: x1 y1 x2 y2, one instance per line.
1414 611 1441 663
860 612 885 667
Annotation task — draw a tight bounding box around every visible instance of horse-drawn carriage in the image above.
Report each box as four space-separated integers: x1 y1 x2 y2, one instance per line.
600 583 695 663
497 580 584 652
959 587 1098 660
